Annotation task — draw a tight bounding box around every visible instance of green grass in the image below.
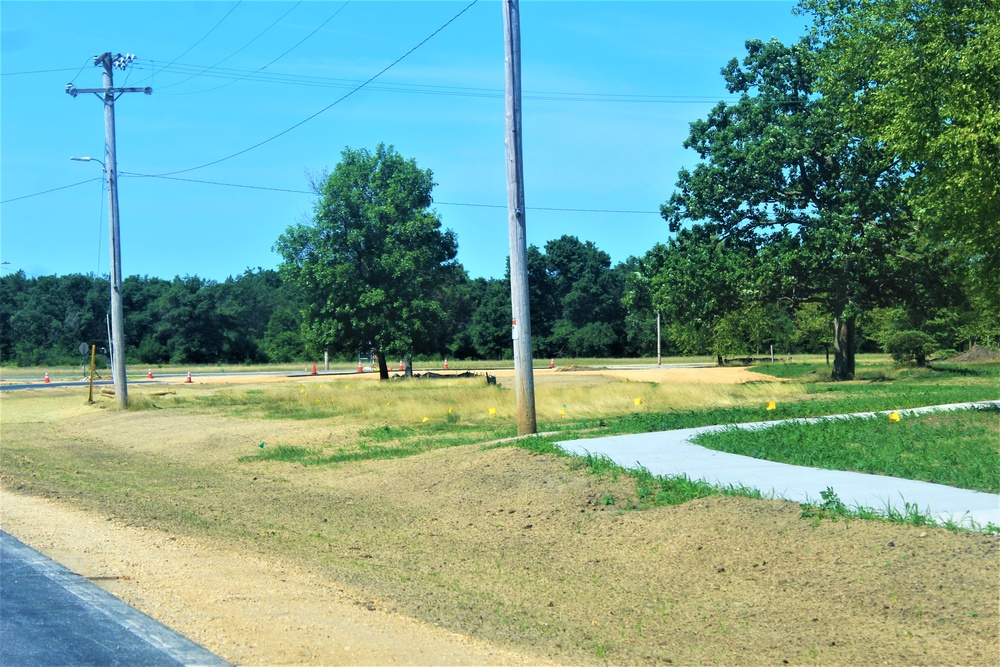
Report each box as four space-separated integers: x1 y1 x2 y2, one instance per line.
691 406 1000 493
514 433 764 509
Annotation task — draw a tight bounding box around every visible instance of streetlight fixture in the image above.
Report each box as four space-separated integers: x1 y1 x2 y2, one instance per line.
70 156 106 169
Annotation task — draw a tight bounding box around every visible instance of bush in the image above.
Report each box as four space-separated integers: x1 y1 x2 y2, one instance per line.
885 330 937 366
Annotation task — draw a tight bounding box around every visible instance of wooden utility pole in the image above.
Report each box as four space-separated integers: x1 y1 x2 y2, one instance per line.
67 53 151 409
657 311 662 367
502 0 536 435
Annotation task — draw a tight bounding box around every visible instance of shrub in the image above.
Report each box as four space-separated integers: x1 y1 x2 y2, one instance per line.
885 330 937 366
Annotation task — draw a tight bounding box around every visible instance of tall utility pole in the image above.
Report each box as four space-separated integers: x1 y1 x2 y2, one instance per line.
502 0 536 435
67 53 151 409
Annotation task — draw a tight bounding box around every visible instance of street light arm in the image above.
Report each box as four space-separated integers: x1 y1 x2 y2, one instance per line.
70 156 107 170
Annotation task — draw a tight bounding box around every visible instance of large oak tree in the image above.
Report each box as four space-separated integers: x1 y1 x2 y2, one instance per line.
662 37 911 379
803 0 1000 301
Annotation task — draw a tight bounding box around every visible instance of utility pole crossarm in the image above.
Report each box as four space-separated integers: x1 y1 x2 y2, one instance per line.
66 85 152 97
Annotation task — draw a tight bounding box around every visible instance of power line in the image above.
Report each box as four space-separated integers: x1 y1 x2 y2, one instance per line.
164 1 351 96
152 0 481 177
131 59 733 104
0 177 102 204
119 171 660 214
119 171 312 194
3 56 93 78
154 1 307 92
3 170 661 214
1 67 83 76
131 1 244 86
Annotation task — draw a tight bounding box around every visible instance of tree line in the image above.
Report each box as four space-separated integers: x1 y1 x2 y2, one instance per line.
2 226 994 368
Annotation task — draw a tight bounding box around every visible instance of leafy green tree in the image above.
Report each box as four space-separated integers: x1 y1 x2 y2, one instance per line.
804 0 1000 297
793 302 833 362
662 36 910 379
531 235 627 357
152 276 228 364
261 305 307 362
468 277 513 360
275 144 459 379
651 225 764 365
620 252 663 357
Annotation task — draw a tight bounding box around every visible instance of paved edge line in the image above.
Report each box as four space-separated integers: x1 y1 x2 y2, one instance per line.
0 531 229 667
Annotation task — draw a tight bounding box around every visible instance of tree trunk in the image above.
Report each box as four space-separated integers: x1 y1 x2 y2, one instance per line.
716 353 724 367
831 313 856 381
377 350 389 380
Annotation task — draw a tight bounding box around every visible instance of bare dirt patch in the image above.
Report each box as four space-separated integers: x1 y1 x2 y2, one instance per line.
2 371 998 665
949 344 1000 364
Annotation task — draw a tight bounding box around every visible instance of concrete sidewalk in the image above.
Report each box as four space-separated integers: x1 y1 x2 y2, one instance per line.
558 401 1000 529
1 531 228 667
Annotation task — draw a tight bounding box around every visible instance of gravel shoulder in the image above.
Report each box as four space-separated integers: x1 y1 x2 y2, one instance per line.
0 490 549 666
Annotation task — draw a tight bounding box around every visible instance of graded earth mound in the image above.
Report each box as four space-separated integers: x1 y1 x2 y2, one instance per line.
949 344 1000 363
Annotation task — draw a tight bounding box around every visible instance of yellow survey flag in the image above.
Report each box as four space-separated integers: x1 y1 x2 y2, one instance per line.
422 417 430 423
766 401 776 411
489 407 497 415
634 397 643 406
889 412 901 422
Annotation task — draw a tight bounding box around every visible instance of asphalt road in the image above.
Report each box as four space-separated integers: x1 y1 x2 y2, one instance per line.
0 531 228 667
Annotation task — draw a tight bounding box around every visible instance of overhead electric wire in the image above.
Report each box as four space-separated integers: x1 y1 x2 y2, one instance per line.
162 1 351 96
131 1 244 86
119 171 660 214
120 171 312 195
0 178 103 205
154 1 306 92
150 0 481 177
129 58 732 103
1 66 85 76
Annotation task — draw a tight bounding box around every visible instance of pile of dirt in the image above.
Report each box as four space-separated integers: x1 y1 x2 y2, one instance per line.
948 344 1000 363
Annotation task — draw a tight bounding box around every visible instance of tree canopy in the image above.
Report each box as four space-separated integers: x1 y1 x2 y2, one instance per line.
274 144 459 379
661 35 912 379
803 0 1000 297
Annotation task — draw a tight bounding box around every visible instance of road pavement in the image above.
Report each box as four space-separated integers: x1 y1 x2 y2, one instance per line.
0 531 228 667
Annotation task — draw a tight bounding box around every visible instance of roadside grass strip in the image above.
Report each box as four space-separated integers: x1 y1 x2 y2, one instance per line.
691 403 1000 493
552 401 1000 533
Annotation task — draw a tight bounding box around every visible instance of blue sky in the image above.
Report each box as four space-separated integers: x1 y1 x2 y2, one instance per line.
1 1 809 282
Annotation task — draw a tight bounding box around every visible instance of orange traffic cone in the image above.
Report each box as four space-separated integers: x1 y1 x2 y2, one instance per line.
43 371 50 383
147 368 154 379
550 358 555 369
357 361 363 373
185 371 193 383
311 363 318 376
444 358 449 370
398 360 403 371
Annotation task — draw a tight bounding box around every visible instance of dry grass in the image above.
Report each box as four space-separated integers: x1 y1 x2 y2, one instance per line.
135 368 798 429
